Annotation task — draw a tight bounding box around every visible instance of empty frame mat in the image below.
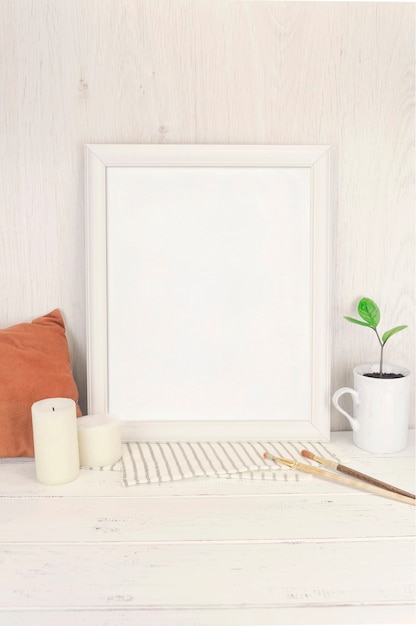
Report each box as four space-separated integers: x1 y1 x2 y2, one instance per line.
86 145 331 440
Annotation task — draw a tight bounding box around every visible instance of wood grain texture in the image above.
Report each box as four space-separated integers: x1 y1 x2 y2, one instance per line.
0 606 415 626
0 1 414 426
0 541 414 609
0 432 414 624
0 494 414 543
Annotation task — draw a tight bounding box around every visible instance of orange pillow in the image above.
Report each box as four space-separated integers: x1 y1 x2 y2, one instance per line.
0 309 82 457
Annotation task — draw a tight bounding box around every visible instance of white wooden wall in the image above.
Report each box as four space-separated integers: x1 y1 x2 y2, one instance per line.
0 0 415 429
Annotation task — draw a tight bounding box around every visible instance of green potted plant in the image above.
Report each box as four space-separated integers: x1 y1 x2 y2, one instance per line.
344 297 407 378
332 297 410 453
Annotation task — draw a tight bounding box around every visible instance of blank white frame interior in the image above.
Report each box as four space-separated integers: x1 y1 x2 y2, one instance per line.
85 144 331 441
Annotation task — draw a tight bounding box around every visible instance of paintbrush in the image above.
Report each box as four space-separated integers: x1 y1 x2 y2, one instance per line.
301 449 415 500
263 452 415 506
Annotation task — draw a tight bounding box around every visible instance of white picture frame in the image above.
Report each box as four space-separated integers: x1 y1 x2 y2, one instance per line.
85 144 331 441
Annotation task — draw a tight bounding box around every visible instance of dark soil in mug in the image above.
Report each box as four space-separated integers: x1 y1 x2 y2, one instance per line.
363 373 405 379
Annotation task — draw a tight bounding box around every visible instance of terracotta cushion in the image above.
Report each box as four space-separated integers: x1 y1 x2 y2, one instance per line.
0 310 82 457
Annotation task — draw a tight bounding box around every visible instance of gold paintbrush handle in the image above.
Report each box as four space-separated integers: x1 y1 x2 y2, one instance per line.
302 450 415 500
264 452 414 506
297 462 415 506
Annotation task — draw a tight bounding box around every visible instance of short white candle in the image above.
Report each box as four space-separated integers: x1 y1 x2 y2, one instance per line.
77 414 122 468
31 398 80 485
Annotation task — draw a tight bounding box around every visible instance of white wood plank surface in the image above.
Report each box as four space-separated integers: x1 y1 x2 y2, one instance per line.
0 432 414 499
0 495 414 544
0 455 414 500
3 606 417 626
0 433 415 624
1 541 414 609
1 606 415 626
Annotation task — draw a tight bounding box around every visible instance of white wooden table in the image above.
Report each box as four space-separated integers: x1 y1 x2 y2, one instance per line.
0 431 415 625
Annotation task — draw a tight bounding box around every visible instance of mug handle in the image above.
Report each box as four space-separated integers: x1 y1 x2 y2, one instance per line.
332 387 360 432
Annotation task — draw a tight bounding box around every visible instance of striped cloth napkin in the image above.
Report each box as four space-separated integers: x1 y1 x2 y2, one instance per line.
90 440 343 487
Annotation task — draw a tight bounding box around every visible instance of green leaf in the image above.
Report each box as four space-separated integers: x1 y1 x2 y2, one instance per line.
357 298 380 328
344 316 372 327
381 325 408 344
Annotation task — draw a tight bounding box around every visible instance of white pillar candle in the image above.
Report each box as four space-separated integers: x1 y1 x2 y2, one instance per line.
31 398 80 485
77 414 122 468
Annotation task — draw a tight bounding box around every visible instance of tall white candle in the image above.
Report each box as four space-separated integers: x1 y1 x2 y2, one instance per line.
31 398 80 485
77 414 122 468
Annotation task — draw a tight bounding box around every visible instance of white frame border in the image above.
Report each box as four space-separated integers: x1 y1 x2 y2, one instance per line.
85 144 331 441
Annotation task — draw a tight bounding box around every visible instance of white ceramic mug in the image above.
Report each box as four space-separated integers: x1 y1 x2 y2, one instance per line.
332 363 411 453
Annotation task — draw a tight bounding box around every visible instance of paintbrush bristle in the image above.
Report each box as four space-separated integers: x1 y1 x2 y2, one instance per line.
301 449 314 459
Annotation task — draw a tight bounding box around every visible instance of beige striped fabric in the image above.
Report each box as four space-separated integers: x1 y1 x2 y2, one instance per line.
91 441 343 487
